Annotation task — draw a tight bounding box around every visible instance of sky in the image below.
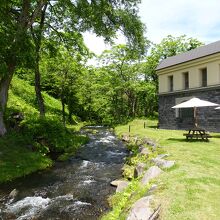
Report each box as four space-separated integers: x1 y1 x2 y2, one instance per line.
83 0 220 55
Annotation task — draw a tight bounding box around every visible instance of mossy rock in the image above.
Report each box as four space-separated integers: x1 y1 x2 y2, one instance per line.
122 164 135 179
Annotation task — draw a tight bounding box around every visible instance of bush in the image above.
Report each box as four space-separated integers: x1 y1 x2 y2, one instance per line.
21 117 71 152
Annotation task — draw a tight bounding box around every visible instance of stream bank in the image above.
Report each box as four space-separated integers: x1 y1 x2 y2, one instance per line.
102 135 175 220
0 127 128 220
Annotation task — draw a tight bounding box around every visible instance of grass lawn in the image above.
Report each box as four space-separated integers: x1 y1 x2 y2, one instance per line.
115 119 220 220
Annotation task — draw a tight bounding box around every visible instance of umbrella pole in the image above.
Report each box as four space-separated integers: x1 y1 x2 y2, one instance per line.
194 107 198 127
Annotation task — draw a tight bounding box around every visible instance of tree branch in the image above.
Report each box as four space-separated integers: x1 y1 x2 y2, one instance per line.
28 0 49 28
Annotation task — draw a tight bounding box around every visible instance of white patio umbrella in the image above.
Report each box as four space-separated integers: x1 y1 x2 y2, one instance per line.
172 97 219 127
215 106 220 109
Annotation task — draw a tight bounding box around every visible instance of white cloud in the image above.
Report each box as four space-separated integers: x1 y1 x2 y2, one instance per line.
83 32 126 55
83 32 110 55
83 0 220 54
140 0 220 44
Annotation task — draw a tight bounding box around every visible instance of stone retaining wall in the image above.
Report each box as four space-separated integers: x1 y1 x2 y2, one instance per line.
159 88 220 132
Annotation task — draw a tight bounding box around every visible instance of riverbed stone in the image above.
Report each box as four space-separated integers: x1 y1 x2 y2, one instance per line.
147 184 158 195
142 138 156 147
122 134 130 142
141 166 163 186
151 158 175 169
110 179 125 187
134 162 147 178
156 154 169 159
139 146 150 156
116 181 129 192
127 196 153 220
8 189 18 200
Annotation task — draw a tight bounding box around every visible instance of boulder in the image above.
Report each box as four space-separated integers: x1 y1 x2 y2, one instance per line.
122 164 134 179
127 196 153 220
122 134 130 142
134 162 147 178
156 154 169 159
110 179 125 187
139 147 150 156
116 181 129 192
147 184 158 195
141 166 162 186
142 138 156 147
8 189 18 200
151 158 175 169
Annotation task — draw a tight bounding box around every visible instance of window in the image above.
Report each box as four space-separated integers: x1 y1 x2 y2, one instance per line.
168 75 173 91
175 96 193 118
183 72 189 89
200 68 207 87
179 108 194 119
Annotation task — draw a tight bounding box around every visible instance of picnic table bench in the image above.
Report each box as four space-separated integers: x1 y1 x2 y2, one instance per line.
183 127 212 141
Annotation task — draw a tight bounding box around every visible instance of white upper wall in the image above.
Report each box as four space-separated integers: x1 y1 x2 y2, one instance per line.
157 53 220 94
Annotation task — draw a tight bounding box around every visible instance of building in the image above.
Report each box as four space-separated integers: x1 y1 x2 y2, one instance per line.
157 40 220 132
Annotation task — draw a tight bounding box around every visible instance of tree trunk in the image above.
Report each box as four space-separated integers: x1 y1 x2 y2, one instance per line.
0 65 15 136
60 70 68 127
35 63 45 117
61 95 66 128
0 1 48 136
32 4 47 117
68 109 73 124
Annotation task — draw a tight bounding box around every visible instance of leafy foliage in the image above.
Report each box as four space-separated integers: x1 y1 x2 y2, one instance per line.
0 0 147 135
145 35 204 82
0 76 87 183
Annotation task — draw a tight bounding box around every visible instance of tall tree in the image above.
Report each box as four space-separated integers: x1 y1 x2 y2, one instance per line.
145 35 203 83
0 0 146 135
31 3 48 117
0 0 48 135
40 47 86 126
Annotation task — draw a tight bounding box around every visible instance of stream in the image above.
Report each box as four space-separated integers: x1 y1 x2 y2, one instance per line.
0 127 128 220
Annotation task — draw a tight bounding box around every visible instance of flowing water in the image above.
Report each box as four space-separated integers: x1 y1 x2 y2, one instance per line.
0 127 128 220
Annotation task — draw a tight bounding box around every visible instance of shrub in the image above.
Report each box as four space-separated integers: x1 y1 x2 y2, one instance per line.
21 117 71 152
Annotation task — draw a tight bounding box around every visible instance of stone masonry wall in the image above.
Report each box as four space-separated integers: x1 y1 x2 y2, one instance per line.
158 88 220 132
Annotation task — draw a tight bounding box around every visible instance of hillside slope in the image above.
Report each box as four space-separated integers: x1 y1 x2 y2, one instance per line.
0 77 87 183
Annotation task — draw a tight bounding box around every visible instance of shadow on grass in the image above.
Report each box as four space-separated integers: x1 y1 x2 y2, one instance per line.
147 125 158 129
167 138 188 142
211 134 220 138
167 138 210 143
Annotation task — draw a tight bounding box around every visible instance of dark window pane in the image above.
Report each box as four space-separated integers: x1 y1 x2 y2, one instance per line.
168 75 173 91
183 72 189 89
201 68 207 87
179 108 194 119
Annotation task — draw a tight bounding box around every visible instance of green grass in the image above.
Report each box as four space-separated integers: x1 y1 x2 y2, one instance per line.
114 119 220 220
7 76 66 121
0 132 53 182
0 76 86 183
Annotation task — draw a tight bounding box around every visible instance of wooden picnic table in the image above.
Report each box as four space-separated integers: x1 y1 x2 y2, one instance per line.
183 127 212 141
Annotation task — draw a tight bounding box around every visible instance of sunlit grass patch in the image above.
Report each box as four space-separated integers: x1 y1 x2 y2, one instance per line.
114 118 220 220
